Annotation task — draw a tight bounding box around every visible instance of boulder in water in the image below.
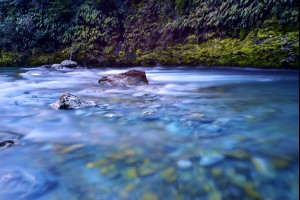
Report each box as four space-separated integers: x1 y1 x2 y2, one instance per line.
98 70 149 86
0 139 18 150
50 64 63 69
0 131 23 151
50 93 96 110
60 60 78 68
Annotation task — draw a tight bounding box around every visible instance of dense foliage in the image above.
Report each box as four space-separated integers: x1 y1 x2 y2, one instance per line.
0 0 299 67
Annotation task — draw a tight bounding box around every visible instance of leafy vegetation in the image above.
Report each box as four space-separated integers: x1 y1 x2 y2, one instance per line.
0 0 299 68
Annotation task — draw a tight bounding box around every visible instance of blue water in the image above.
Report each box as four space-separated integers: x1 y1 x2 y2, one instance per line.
0 66 299 200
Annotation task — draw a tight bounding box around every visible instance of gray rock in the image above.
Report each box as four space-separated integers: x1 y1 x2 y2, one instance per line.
50 64 63 69
0 169 57 200
98 70 149 86
0 131 23 151
50 93 96 110
60 60 78 68
199 153 225 167
0 139 18 150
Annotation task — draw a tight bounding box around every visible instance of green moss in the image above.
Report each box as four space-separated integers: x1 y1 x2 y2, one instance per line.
136 25 299 69
27 50 68 66
2 25 298 69
0 49 15 66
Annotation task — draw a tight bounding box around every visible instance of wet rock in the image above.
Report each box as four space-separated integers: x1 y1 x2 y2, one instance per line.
60 60 78 68
50 93 96 110
251 157 273 176
0 168 57 200
0 139 18 150
98 70 149 86
199 153 225 167
141 193 159 200
50 64 63 69
139 163 162 176
0 131 23 150
122 167 137 180
281 54 299 68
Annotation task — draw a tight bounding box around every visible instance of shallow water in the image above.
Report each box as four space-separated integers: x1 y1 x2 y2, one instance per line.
0 66 299 200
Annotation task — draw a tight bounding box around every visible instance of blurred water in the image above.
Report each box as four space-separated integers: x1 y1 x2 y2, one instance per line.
0 66 299 200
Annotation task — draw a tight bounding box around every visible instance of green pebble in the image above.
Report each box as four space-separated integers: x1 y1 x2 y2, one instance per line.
141 193 159 200
123 167 138 179
139 163 161 176
161 167 175 177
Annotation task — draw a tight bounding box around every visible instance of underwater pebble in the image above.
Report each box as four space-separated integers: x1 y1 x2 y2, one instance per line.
177 160 193 169
141 193 159 200
251 157 272 176
200 153 225 167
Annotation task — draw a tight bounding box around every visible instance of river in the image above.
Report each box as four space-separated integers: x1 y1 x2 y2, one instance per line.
0 66 299 200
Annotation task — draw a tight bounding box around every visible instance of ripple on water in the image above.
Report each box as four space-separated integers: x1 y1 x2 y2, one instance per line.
0 67 298 200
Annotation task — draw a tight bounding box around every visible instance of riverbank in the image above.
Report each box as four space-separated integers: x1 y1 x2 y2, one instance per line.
1 26 299 69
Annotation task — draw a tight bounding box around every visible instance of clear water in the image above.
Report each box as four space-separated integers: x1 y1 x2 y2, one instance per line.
0 66 299 200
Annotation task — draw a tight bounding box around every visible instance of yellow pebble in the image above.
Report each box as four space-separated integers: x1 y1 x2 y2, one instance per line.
86 162 95 168
142 193 159 200
60 144 84 154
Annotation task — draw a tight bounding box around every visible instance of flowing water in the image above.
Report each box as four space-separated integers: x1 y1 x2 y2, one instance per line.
0 66 299 200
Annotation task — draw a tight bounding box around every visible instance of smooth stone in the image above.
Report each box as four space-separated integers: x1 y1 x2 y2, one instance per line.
141 193 159 200
122 167 138 179
161 167 175 178
251 157 272 176
98 70 149 86
51 64 63 69
100 164 116 174
226 149 251 160
177 160 193 169
200 153 225 167
60 60 78 68
139 163 161 176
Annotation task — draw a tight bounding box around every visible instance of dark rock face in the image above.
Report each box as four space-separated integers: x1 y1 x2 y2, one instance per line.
50 93 96 110
281 53 299 68
98 70 149 86
50 64 63 69
0 169 57 200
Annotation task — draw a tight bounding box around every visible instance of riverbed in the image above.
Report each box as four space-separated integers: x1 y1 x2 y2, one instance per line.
0 66 299 200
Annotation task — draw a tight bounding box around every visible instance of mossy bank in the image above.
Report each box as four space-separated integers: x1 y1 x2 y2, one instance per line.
0 0 299 69
2 25 298 69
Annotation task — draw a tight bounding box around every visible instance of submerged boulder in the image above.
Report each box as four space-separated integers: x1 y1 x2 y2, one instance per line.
50 93 96 110
50 64 63 69
98 70 149 86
